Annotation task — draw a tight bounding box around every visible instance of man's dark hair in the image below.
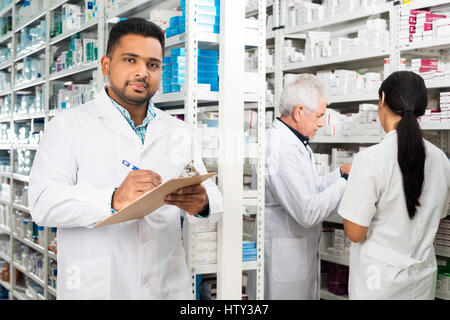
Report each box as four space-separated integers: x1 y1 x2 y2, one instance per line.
106 18 165 57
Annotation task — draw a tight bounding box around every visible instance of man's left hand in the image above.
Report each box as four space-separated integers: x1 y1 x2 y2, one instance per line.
164 184 208 216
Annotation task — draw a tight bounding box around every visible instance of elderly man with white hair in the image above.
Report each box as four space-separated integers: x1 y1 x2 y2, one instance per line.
248 74 352 300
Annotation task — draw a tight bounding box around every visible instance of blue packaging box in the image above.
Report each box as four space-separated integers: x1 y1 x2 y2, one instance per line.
171 85 181 92
163 86 172 94
198 63 218 72
162 70 172 80
243 248 257 255
163 56 171 64
243 241 257 249
170 56 186 63
170 63 186 71
172 69 186 78
210 83 219 91
198 14 220 25
198 49 218 57
170 77 185 85
170 15 185 27
171 47 185 57
198 56 217 65
166 26 179 38
198 71 218 79
243 255 257 262
181 0 219 6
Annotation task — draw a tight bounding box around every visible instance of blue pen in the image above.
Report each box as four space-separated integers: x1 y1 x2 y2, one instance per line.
122 160 140 171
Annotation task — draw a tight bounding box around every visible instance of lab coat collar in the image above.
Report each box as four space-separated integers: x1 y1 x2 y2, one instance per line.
273 119 311 158
92 88 167 149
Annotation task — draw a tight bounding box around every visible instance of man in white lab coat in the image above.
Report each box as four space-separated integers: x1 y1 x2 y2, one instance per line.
28 18 222 299
249 74 351 300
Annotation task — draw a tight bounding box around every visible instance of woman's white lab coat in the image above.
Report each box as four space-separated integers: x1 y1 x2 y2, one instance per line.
338 130 450 299
248 119 347 299
28 89 223 300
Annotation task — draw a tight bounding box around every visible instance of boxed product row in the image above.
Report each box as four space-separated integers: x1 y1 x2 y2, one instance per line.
286 0 390 27
16 21 46 56
419 92 450 124
315 147 366 176
313 69 382 96
51 1 99 38
320 228 352 257
400 8 450 45
16 0 45 28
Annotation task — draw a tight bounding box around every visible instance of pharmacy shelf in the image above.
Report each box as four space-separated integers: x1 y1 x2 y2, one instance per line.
436 247 450 258
153 90 219 106
0 60 12 71
420 122 450 130
425 79 450 90
50 18 99 45
12 144 39 150
0 145 10 150
48 251 57 261
12 203 30 214
0 278 11 290
284 3 392 35
0 31 12 44
0 224 11 234
325 213 343 224
48 285 56 297
266 66 274 74
12 173 29 183
195 260 257 275
165 33 220 49
436 291 450 300
283 49 389 73
320 252 349 267
0 88 11 97
400 0 450 11
311 136 383 144
15 11 47 34
0 118 10 123
400 37 450 52
329 93 379 104
12 290 29 300
14 78 45 92
49 61 98 81
49 0 69 11
320 288 348 300
13 112 45 121
14 42 46 62
0 250 9 262
13 262 45 287
0 4 12 18
106 0 167 20
13 233 45 254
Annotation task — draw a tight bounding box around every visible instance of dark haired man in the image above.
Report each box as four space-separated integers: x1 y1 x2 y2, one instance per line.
29 18 223 299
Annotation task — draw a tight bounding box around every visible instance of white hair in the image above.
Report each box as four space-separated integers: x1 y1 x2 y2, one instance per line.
279 74 329 117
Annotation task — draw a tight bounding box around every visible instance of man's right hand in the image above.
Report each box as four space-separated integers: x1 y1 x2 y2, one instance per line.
340 163 352 176
112 170 162 211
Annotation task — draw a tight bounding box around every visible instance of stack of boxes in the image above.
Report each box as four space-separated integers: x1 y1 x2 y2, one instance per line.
149 9 181 31
243 241 257 262
420 92 450 124
400 9 448 45
162 48 219 94
51 33 98 74
436 257 450 297
322 262 349 296
16 20 46 56
316 70 382 97
15 57 44 85
16 0 44 28
320 228 352 257
409 58 450 81
166 0 220 38
315 104 383 139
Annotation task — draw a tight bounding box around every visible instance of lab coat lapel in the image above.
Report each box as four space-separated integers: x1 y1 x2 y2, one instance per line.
92 89 143 145
142 108 167 152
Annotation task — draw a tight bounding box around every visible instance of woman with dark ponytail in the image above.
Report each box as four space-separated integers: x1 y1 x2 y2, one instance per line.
337 71 450 299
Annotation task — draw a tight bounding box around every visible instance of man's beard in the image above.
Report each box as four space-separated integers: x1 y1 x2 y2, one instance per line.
108 77 158 105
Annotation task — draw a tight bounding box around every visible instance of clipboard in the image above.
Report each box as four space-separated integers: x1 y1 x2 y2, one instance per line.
93 172 216 228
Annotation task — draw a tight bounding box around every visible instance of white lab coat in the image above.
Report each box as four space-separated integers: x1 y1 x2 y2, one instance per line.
247 119 347 300
28 88 223 300
338 130 450 300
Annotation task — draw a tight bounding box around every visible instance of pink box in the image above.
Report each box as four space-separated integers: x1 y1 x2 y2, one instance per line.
410 9 430 16
409 16 416 24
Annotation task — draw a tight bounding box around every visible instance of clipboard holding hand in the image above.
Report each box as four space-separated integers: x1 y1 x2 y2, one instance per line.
94 172 216 228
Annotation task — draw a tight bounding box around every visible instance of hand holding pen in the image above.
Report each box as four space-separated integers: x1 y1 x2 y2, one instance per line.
111 160 162 211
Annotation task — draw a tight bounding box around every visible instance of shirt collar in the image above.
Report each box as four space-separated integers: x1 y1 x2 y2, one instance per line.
277 117 310 147
105 87 156 129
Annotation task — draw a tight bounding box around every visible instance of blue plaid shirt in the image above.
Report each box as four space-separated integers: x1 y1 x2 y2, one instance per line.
109 94 157 145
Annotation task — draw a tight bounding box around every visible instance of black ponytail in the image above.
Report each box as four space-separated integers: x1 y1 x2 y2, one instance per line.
378 71 428 219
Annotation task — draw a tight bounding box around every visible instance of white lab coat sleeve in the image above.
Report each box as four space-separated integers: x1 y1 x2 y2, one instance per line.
267 149 346 229
317 168 342 192
338 152 382 227
443 153 450 219
186 131 223 225
29 115 115 228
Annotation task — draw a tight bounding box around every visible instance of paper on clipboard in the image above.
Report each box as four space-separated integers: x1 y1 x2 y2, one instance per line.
93 172 216 228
